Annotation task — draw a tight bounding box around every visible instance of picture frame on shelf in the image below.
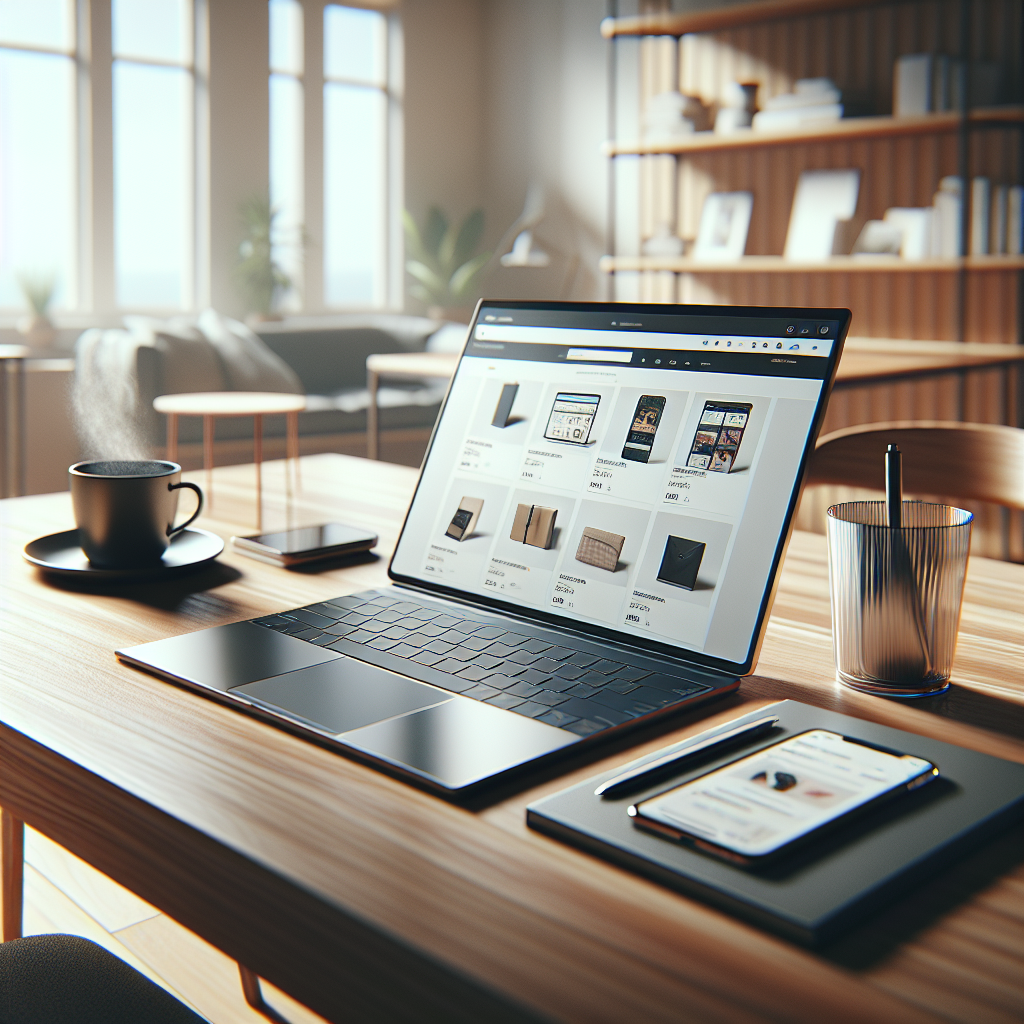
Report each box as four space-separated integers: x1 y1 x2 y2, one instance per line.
692 191 753 262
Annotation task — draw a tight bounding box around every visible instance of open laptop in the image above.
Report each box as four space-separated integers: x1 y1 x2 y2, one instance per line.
118 301 849 797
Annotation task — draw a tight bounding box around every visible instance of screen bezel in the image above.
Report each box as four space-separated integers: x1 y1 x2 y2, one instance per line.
387 299 849 678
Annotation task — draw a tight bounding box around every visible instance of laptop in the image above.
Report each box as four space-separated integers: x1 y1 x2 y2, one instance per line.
118 301 849 797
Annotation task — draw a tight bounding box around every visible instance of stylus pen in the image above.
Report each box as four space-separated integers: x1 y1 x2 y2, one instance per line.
594 714 781 798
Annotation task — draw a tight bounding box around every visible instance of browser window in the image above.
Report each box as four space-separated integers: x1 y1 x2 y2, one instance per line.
391 304 842 670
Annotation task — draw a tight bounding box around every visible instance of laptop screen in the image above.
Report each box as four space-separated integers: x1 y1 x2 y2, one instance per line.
390 302 847 674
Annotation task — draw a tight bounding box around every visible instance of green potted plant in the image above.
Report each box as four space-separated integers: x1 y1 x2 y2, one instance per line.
235 196 292 322
403 207 490 320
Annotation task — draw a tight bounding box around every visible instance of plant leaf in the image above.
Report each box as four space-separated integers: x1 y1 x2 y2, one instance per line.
406 259 448 302
422 207 448 258
436 222 460 276
448 252 490 299
452 209 484 269
410 284 433 304
402 210 427 263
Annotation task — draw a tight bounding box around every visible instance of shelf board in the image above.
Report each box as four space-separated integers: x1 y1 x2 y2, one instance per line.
602 0 904 38
599 255 1024 274
605 108 1024 157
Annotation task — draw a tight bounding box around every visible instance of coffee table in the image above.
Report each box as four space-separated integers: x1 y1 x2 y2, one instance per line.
153 391 306 530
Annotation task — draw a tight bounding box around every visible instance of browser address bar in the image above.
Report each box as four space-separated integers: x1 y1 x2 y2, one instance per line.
566 348 633 363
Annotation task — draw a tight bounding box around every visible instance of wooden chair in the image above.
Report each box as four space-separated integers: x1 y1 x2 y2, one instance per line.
806 421 1024 510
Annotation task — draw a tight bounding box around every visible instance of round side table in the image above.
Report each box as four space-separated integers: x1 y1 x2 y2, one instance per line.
153 392 306 530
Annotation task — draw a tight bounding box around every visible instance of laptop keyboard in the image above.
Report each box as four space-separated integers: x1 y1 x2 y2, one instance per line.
251 590 711 738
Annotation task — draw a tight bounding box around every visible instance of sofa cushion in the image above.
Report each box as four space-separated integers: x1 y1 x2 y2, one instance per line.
123 315 228 396
197 309 303 394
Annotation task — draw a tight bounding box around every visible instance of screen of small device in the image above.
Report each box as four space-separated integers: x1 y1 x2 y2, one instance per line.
636 730 934 858
624 395 665 452
544 393 600 444
249 524 375 554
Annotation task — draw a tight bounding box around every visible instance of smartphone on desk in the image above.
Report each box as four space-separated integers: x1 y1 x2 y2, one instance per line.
232 523 378 567
629 729 937 865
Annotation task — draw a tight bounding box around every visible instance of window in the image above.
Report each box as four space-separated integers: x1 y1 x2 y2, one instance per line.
0 0 77 310
323 4 389 307
269 0 303 310
112 0 194 309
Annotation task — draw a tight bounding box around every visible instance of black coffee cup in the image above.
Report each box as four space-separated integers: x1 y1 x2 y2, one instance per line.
69 460 204 568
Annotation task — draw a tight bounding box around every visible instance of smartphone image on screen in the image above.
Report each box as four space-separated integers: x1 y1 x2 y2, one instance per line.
544 393 601 445
445 497 484 542
686 400 753 473
629 729 938 863
492 383 520 428
621 395 666 463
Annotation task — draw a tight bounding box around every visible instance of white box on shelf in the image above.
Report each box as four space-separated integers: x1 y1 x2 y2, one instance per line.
783 169 860 261
883 208 933 260
931 177 963 258
894 54 933 115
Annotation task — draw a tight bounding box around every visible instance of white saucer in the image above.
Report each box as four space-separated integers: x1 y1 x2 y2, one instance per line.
24 528 225 580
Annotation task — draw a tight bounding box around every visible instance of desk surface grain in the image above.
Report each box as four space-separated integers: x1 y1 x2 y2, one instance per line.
1 454 1022 1024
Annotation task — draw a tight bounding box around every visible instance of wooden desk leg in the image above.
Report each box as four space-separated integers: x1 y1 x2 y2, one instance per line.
239 964 292 1023
367 368 379 460
286 409 299 494
254 413 263 532
203 414 215 508
2 807 24 941
167 412 179 465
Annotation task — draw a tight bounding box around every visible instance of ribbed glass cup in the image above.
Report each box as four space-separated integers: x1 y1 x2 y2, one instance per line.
826 501 973 697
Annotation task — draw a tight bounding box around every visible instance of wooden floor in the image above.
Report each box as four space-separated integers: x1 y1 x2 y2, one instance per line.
20 826 330 1024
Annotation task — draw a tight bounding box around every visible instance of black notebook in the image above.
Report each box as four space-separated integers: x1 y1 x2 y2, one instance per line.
656 536 706 591
527 700 1024 945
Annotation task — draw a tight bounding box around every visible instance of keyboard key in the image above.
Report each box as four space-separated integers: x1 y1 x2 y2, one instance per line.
532 689 568 707
564 718 606 737
498 633 531 648
565 682 600 700
511 700 552 719
473 654 505 671
518 669 552 687
423 640 455 655
254 614 293 627
307 634 340 646
588 690 657 718
604 678 639 695
321 622 358 637
391 602 421 614
456 664 495 682
339 629 374 644
537 709 579 728
461 635 496 652
408 607 442 621
505 680 541 699
565 652 601 668
484 642 518 659
358 621 393 634
394 632 433 648
437 629 472 644
438 676 476 693
417 623 449 638
589 659 625 675
432 615 461 628
507 649 541 666
368 636 401 652
432 658 466 675
291 629 327 641
481 674 519 690
552 664 587 681
381 626 412 640
388 643 422 660
374 610 405 624
543 646 576 662
412 650 446 667
447 646 479 663
471 626 507 640
518 638 553 654
576 670 612 687
555 698 629 727
462 683 502 700
280 622 314 636
394 617 425 629
540 676 578 692
485 692 525 711
321 596 367 611
611 665 651 683
531 658 561 674
341 613 371 626
366 595 400 608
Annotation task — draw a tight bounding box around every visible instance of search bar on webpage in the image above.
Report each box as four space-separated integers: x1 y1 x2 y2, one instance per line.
566 348 633 363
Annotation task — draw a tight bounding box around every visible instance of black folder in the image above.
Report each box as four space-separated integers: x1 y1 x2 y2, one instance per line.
527 700 1024 945
656 536 705 590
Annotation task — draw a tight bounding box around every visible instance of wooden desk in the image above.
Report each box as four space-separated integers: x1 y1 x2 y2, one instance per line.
1 454 1022 1024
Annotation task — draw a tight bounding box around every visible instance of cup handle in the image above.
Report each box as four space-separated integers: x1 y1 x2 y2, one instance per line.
168 481 204 536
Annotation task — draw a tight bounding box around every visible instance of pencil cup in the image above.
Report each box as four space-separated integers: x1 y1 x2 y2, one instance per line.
826 501 972 698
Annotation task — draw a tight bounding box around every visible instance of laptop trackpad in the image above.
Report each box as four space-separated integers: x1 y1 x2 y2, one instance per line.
232 659 448 735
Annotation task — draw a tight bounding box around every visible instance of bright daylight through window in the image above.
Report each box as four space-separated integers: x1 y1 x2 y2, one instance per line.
113 0 194 309
0 0 76 311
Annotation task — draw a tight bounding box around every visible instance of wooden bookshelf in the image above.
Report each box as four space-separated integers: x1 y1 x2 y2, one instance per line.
600 255 1024 273
606 107 1024 157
